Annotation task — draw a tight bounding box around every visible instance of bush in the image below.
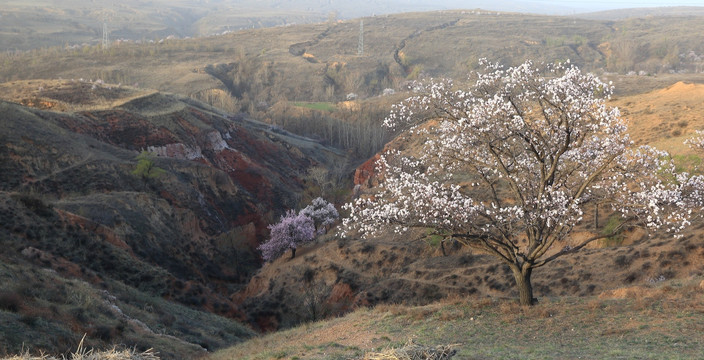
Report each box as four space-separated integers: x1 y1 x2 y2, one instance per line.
12 193 54 218
601 215 625 247
0 291 22 312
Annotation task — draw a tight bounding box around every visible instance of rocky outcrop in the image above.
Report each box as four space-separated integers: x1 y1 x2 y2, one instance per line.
354 153 382 188
148 143 203 160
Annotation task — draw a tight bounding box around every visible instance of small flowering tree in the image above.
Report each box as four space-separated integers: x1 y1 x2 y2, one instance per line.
258 210 315 261
342 59 704 305
300 197 339 234
258 198 338 261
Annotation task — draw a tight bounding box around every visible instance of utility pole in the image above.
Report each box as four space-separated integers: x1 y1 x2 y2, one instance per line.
357 20 364 57
102 20 109 50
100 3 113 51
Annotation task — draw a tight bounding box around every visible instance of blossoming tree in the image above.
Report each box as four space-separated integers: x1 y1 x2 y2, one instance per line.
258 210 315 261
342 60 704 305
300 197 340 234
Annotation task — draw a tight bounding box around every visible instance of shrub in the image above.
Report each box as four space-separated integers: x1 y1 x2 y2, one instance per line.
614 255 631 268
12 193 54 218
0 291 22 312
131 151 165 183
19 314 39 327
601 215 625 247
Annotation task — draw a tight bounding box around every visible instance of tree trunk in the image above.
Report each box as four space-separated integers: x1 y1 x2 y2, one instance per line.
291 247 296 259
594 203 599 229
511 266 535 306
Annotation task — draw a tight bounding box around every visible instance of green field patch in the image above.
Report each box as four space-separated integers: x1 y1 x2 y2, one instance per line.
293 102 337 112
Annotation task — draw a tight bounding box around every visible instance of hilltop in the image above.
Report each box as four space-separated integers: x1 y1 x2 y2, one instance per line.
613 81 704 154
577 6 704 20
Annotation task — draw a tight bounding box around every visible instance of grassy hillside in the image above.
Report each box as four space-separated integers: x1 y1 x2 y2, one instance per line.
0 0 326 51
0 80 350 357
612 81 704 154
211 276 704 359
0 249 254 358
3 0 632 51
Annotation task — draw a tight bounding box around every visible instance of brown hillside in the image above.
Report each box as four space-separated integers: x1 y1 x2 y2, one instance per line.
613 81 704 155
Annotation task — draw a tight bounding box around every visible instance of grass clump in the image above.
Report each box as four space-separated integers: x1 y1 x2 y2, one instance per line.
4 335 161 360
361 340 457 360
672 154 703 173
600 215 625 247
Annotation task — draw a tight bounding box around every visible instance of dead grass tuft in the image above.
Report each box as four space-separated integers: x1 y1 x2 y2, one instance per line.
524 304 554 319
437 308 464 322
361 340 457 360
2 348 159 360
3 335 161 360
375 303 408 316
497 301 521 315
407 307 437 321
470 297 495 309
598 286 647 299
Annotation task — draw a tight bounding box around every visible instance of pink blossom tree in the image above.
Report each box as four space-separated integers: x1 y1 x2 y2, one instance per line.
342 60 704 305
258 210 315 261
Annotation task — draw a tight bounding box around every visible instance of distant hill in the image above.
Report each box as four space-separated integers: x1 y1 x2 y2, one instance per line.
1 1 689 51
3 9 704 102
0 1 480 51
577 6 704 20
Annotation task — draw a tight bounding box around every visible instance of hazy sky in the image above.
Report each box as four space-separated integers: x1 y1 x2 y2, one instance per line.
538 0 704 10
403 0 704 16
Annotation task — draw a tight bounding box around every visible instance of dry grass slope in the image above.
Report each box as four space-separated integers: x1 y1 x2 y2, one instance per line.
613 81 704 155
211 277 704 359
